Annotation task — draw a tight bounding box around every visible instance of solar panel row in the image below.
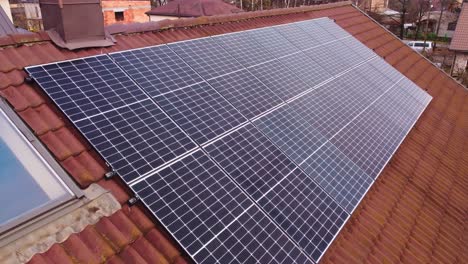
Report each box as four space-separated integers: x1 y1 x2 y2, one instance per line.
27 18 432 264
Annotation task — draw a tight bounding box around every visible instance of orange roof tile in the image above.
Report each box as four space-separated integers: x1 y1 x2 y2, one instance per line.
0 2 466 263
450 3 468 51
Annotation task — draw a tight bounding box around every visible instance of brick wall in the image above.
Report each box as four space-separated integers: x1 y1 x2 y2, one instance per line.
101 0 150 25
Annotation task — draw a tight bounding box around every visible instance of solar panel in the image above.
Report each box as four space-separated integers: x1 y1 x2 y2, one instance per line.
132 150 312 263
204 124 348 262
249 27 299 57
28 18 433 264
315 18 351 39
253 105 327 165
295 20 338 44
275 23 319 50
153 82 247 145
208 69 283 119
168 38 243 80
248 59 310 101
340 37 377 60
74 99 197 182
110 45 204 97
213 31 276 67
300 142 374 213
26 55 148 122
279 52 332 87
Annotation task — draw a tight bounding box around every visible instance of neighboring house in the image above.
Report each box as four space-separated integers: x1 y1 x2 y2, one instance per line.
0 2 466 264
146 0 242 22
418 11 459 38
0 5 16 36
101 0 151 25
10 0 43 32
354 0 388 12
450 3 468 75
0 0 12 22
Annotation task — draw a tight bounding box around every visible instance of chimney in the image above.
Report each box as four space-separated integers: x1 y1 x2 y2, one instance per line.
39 0 115 50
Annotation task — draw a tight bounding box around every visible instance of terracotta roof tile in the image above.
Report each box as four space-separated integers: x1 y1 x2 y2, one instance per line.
0 2 463 263
449 3 468 51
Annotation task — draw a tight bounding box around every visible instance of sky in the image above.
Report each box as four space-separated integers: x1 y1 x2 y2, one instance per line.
0 137 49 225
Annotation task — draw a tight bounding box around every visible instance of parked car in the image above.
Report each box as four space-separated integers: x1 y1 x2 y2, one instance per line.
407 41 434 53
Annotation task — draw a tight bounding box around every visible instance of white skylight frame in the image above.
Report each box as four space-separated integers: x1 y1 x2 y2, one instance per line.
0 98 84 236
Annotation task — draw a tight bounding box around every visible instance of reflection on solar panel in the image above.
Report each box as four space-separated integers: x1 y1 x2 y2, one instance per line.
204 124 348 262
133 150 313 263
208 69 283 119
27 17 432 263
110 45 203 97
154 82 246 145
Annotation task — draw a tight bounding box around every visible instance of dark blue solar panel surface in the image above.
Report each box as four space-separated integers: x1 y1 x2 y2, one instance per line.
154 82 246 145
74 99 196 182
300 142 373 213
204 124 349 262
248 59 310 101
208 70 283 119
213 31 276 67
28 18 432 264
133 150 312 263
249 27 299 57
26 55 148 122
254 105 327 165
110 45 203 97
168 37 243 80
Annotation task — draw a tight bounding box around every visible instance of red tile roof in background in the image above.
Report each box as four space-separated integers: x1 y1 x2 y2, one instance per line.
0 2 466 263
450 3 468 51
146 0 242 17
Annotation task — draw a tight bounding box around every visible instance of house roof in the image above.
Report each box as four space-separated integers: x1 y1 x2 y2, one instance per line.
450 3 468 51
0 2 466 263
146 0 242 17
0 6 16 37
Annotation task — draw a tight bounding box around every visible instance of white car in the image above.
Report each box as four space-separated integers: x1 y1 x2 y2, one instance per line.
407 41 434 53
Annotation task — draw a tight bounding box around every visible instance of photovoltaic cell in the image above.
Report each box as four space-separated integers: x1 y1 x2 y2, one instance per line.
315 18 351 39
168 38 243 80
205 125 348 262
369 57 403 83
300 142 374 213
275 23 319 50
154 82 247 145
295 20 338 44
398 77 433 105
254 105 327 165
26 55 148 122
303 45 349 76
208 70 283 119
279 52 332 87
110 45 203 97
340 37 377 60
75 99 196 182
249 27 299 57
133 150 312 263
213 31 276 67
205 124 297 201
257 168 348 262
248 59 310 101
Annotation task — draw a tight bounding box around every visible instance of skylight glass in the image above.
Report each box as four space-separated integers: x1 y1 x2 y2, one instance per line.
0 108 73 231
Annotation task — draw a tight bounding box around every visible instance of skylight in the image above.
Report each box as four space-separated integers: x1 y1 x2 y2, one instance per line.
0 107 73 233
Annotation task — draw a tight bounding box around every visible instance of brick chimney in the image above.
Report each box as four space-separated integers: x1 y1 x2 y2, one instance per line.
39 0 115 49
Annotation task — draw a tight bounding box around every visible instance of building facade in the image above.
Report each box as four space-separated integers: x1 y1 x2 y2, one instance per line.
101 0 151 25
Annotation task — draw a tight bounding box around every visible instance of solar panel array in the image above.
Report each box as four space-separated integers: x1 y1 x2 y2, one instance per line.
26 17 432 263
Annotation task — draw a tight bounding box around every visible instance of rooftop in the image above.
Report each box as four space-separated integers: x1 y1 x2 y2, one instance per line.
0 2 466 263
450 3 468 51
146 0 243 17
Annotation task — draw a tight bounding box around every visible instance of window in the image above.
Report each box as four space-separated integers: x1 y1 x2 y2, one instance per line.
115 11 124 22
447 22 457 31
0 101 79 234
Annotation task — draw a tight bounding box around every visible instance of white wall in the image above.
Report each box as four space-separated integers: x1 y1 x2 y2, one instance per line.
0 0 13 22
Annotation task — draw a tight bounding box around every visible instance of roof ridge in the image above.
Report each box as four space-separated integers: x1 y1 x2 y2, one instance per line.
0 2 352 48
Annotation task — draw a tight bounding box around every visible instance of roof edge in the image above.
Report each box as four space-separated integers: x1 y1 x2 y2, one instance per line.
0 1 352 48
